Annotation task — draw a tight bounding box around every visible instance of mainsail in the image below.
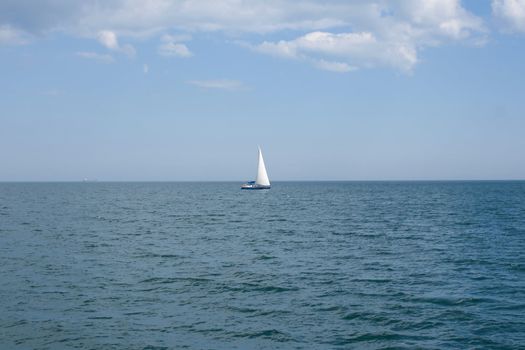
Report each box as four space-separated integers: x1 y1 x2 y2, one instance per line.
255 147 270 186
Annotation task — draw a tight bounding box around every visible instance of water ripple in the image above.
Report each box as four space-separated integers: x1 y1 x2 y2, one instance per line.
1 181 524 349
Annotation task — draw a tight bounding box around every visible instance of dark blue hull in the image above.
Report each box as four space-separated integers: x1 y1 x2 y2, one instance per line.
241 185 271 190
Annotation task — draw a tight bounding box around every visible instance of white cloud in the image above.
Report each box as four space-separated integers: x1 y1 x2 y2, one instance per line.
76 51 114 63
256 31 378 59
250 0 485 72
188 79 244 90
254 31 418 72
158 42 192 57
97 30 136 56
492 0 525 32
0 1 488 71
98 30 118 49
69 1 355 35
391 0 485 40
158 34 193 57
313 60 356 73
143 63 149 73
0 25 29 45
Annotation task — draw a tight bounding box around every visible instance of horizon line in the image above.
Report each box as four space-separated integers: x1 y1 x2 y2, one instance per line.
1 179 524 183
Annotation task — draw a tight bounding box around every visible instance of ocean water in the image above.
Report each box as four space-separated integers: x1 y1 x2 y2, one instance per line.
0 181 524 349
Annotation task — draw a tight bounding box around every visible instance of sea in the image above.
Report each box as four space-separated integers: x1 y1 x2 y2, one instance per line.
0 181 524 349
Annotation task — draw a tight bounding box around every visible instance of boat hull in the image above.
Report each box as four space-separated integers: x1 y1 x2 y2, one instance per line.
241 184 271 190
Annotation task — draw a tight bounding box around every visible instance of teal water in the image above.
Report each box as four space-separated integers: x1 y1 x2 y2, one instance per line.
0 181 524 349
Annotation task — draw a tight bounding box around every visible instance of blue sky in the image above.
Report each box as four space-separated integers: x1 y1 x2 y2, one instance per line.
1 0 524 181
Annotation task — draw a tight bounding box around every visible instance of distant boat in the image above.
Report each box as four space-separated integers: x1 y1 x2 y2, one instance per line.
241 146 271 190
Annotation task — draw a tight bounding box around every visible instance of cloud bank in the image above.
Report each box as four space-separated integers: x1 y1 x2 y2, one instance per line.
492 0 525 33
0 0 516 72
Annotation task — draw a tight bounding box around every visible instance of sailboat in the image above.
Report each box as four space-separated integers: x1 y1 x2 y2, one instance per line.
241 146 271 190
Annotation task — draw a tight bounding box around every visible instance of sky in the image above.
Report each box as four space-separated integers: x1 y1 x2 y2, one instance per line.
1 0 524 181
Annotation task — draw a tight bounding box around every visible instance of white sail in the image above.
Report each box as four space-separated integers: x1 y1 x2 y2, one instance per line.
255 147 270 186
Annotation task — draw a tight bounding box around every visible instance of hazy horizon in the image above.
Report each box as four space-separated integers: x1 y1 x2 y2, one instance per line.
1 179 525 183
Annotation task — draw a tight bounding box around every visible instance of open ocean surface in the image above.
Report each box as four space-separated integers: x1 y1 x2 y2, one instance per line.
0 181 524 349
